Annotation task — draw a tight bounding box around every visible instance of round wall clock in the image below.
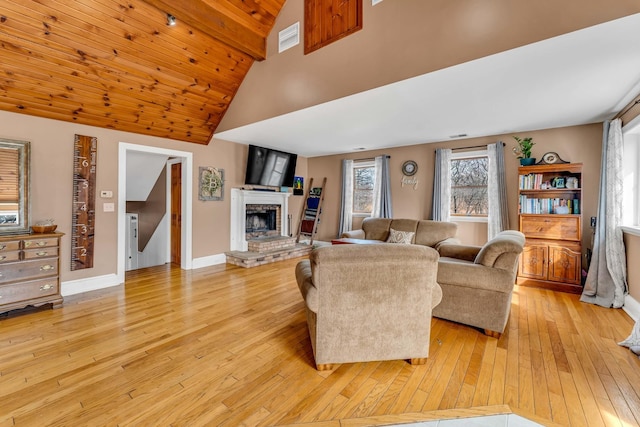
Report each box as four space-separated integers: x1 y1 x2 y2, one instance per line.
539 152 569 165
402 160 418 176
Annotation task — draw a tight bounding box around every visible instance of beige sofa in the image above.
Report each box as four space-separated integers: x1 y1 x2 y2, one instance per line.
433 230 526 337
295 244 442 370
341 217 458 248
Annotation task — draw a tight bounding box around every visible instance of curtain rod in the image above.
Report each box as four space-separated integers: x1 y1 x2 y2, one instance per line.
452 141 505 151
354 155 390 161
614 98 640 120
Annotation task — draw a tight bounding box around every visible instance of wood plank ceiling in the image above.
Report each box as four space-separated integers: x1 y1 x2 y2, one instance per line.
0 0 286 144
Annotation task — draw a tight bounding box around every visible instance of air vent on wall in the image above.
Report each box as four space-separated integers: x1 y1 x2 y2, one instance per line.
279 22 300 53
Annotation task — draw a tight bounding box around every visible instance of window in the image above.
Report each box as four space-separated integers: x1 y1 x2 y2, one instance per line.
352 161 375 215
450 150 488 218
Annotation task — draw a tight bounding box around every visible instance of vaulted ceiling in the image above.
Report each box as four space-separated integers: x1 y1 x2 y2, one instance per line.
0 0 285 144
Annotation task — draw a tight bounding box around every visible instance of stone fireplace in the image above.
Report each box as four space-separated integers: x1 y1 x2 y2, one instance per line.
230 189 290 251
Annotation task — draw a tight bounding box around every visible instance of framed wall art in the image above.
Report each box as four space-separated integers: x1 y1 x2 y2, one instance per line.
199 167 224 201
293 176 304 195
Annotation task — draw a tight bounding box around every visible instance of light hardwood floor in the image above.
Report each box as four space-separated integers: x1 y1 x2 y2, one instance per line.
1 258 639 426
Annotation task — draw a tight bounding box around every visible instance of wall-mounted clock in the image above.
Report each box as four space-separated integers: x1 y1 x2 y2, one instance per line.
402 160 418 176
537 152 569 165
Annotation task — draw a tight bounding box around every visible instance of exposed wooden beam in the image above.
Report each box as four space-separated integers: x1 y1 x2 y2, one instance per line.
141 0 267 61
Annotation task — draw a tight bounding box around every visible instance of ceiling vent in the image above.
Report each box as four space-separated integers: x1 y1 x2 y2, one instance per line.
279 22 300 53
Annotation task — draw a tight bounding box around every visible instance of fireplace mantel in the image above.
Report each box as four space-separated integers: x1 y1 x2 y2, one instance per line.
230 189 291 251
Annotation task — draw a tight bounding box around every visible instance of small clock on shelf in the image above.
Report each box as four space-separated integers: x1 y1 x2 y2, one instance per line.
537 152 569 165
402 160 418 176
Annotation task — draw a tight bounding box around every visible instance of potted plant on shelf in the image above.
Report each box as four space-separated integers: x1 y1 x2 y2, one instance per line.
512 136 536 166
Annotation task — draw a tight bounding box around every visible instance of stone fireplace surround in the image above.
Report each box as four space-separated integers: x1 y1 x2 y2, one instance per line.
230 189 290 251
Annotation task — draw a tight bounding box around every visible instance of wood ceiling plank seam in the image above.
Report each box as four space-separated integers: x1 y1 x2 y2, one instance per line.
224 0 285 20
0 103 213 143
94 0 253 68
0 81 221 127
0 81 219 131
59 0 254 73
0 4 247 96
0 96 216 138
0 1 246 91
201 0 275 37
140 0 266 60
0 36 234 109
4 40 238 109
0 0 287 144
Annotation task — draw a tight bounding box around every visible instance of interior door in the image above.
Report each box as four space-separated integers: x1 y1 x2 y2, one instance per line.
171 162 182 265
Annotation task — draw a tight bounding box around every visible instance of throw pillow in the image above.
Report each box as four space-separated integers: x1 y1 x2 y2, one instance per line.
386 228 415 244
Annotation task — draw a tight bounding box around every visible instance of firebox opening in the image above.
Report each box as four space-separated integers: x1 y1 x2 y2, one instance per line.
245 204 281 240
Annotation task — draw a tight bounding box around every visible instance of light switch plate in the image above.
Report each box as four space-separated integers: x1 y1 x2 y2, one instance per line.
100 190 113 198
103 202 115 212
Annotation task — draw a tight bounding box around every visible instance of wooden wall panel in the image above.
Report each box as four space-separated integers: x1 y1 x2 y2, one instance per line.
304 0 363 54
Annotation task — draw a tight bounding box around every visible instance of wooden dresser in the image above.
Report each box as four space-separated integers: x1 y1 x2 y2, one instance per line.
0 232 63 314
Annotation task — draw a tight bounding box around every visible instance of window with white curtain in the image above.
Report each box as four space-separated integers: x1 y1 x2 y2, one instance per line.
623 117 640 229
450 149 488 221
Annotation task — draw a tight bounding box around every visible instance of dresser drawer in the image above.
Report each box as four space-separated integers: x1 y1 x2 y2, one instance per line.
0 278 59 305
23 237 58 249
520 215 581 241
0 241 21 252
0 251 21 263
23 247 59 260
0 259 58 284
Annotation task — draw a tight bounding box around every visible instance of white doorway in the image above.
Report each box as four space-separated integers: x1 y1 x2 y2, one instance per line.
117 143 193 284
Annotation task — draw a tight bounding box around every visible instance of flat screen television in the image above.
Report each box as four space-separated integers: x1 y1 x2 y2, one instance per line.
244 145 298 187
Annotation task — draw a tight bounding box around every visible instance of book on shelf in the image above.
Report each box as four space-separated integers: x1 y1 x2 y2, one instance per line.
519 196 580 214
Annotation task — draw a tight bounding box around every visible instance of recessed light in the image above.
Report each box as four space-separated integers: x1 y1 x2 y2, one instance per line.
353 147 367 151
449 133 468 139
166 14 177 26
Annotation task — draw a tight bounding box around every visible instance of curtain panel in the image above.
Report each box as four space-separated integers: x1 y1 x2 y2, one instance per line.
432 148 452 221
487 142 509 239
372 155 393 218
581 119 627 308
338 159 354 237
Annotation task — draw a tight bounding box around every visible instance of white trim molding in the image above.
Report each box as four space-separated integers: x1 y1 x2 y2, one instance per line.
192 253 227 269
61 274 121 296
230 189 291 251
118 143 193 285
624 294 640 322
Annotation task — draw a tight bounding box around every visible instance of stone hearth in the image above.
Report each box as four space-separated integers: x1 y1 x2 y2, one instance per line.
227 189 310 268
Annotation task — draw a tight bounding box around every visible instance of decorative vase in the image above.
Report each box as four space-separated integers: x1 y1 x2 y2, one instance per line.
520 158 536 166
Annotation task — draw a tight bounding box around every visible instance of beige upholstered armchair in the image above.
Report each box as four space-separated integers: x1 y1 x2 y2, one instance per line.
295 244 442 370
433 230 526 338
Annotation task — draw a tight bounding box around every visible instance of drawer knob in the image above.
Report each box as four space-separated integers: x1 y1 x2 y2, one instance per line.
36 251 48 257
0 256 5 261
40 265 55 271
0 244 5 250
36 242 47 247
40 284 54 291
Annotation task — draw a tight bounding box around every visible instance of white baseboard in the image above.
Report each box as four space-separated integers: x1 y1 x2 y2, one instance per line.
624 294 640 322
192 253 227 270
61 274 121 297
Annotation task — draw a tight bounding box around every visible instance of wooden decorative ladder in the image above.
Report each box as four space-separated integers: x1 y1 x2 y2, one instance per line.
296 177 326 245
